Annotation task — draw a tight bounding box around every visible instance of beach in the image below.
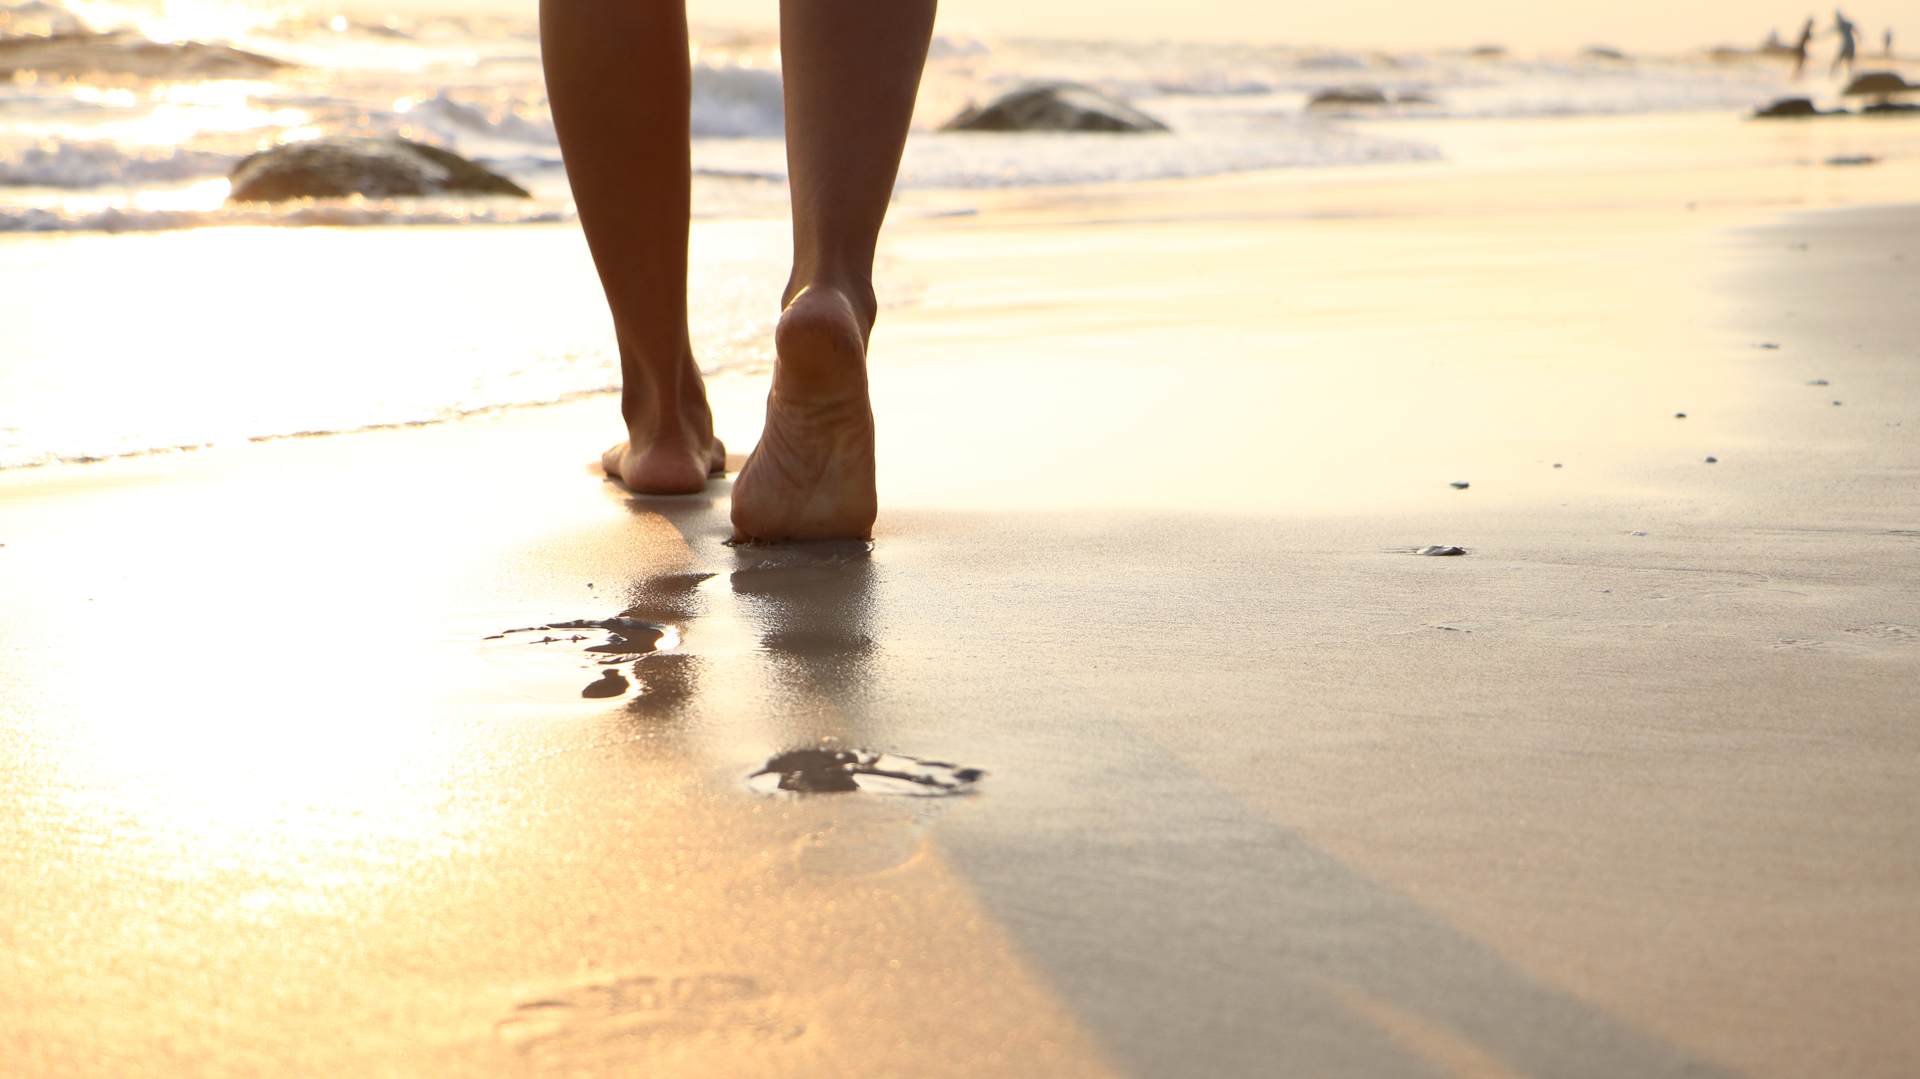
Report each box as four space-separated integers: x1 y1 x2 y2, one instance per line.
3 106 1918 1078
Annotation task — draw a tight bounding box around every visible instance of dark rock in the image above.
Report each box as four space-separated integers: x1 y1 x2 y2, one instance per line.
1675 412 1687 418
941 82 1169 133
0 30 287 79
1704 456 1718 463
1825 154 1878 166
1753 97 1823 118
1449 481 1470 489
1416 545 1466 556
1863 101 1920 113
1842 71 1911 96
228 137 530 202
1308 85 1390 107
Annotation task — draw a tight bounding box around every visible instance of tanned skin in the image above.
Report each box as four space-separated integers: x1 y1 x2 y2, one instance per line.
541 0 936 541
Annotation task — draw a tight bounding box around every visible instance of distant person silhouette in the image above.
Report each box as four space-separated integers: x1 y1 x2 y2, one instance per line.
1830 10 1858 77
1791 17 1815 77
540 0 936 542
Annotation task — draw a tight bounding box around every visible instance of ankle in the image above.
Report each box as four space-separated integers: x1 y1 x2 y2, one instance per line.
782 275 878 335
622 387 713 445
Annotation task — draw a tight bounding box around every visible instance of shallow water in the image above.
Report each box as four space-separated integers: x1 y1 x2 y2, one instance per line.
3 2 1911 470
2 4 1844 231
0 220 795 468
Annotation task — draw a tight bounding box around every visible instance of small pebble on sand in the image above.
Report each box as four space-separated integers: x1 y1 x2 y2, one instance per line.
1675 412 1687 418
1705 456 1718 463
1833 400 1843 406
1808 379 1829 385
1416 545 1467 556
1450 481 1470 489
1553 463 1563 468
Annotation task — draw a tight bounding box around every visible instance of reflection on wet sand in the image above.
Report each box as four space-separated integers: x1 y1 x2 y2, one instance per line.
459 483 1119 1077
586 486 1737 1079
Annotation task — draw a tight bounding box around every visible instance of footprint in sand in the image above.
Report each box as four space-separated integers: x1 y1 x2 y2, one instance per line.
747 748 985 796
1839 624 1920 653
479 614 685 703
495 972 803 1070
743 747 981 877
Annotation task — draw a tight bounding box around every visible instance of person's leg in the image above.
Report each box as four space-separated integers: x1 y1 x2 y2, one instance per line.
542 0 724 494
729 0 937 542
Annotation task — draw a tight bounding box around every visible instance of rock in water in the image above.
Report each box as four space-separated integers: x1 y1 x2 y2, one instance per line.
1752 97 1822 118
941 82 1169 133
1308 86 1391 107
0 30 286 79
228 137 530 202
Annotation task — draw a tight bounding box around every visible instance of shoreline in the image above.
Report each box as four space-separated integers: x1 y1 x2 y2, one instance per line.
8 109 1920 480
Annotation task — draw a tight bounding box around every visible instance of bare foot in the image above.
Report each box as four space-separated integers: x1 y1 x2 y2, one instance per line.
601 431 726 496
730 285 877 542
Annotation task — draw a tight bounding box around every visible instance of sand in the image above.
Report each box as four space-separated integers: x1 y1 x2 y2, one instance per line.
2 112 1916 1078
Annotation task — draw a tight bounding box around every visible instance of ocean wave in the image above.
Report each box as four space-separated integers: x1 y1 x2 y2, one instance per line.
0 199 572 232
0 140 235 187
404 90 557 145
690 63 784 137
897 123 1441 188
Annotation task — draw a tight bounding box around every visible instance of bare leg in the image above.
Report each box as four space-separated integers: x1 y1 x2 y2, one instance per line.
728 0 936 542
541 0 724 494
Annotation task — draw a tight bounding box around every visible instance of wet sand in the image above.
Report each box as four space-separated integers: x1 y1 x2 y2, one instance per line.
3 115 1918 1077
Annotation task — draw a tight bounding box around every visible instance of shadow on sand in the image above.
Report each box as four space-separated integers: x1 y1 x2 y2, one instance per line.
597 486 1733 1079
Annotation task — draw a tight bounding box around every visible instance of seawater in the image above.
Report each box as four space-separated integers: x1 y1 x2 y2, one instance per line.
0 221 799 469
2 6 1818 225
0 1 1834 468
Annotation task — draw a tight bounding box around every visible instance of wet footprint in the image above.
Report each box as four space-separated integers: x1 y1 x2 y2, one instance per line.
479 613 684 703
518 617 680 656
747 748 985 796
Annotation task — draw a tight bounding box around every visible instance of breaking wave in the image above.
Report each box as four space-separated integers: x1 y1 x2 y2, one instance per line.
0 140 235 187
